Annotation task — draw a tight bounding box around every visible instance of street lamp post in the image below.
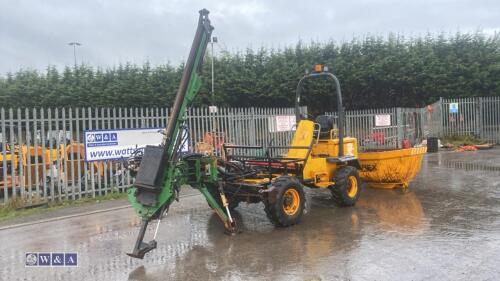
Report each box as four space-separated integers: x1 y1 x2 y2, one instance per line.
68 42 82 66
209 37 218 135
211 37 217 101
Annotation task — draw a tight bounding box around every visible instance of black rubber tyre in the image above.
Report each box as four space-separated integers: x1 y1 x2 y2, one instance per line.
264 176 306 227
206 185 240 211
330 166 361 206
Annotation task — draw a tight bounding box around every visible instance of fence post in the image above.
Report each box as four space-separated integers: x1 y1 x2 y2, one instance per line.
1 108 8 205
396 107 403 148
476 97 483 139
250 107 256 146
438 97 444 137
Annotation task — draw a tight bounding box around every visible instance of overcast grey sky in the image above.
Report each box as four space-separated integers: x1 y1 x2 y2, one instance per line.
1 0 499 75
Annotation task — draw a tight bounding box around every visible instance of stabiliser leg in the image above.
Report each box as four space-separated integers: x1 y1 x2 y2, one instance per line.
199 186 238 234
127 204 169 259
126 219 157 259
218 184 238 233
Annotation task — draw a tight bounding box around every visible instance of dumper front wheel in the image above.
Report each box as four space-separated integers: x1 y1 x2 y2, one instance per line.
265 176 305 227
331 166 361 206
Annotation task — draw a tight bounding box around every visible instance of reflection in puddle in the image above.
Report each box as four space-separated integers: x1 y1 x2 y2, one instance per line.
5 147 500 281
0 187 431 281
357 189 427 234
128 189 429 280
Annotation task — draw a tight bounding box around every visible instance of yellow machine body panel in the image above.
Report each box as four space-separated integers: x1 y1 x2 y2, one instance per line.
283 119 360 188
311 137 358 158
302 158 330 186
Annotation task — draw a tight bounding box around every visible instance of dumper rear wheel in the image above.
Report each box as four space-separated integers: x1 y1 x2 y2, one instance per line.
264 176 305 227
331 166 360 206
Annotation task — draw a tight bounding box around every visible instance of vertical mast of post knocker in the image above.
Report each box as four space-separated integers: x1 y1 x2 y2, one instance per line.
126 9 214 259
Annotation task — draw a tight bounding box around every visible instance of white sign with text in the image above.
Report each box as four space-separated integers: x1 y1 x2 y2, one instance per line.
269 115 296 132
84 128 164 162
375 114 391 127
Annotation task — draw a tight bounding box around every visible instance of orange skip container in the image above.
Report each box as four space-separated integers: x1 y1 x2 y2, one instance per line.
358 147 427 189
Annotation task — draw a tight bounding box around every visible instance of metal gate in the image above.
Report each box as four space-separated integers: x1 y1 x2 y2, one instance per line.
439 97 500 143
327 107 427 151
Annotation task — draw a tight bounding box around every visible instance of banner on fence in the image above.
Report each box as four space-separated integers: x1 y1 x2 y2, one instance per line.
375 114 391 127
84 128 163 162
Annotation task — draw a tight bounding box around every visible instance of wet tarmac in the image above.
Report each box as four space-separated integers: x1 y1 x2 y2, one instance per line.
1 149 499 280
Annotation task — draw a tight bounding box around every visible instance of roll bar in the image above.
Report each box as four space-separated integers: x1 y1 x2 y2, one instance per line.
294 70 345 157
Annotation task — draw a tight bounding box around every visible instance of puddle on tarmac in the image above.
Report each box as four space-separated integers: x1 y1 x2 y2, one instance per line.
1 150 500 280
440 160 500 172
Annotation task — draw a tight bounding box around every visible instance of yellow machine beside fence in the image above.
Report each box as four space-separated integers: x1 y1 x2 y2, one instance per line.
1 143 111 190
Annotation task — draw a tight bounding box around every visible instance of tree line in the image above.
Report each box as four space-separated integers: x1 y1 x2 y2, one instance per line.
0 32 498 112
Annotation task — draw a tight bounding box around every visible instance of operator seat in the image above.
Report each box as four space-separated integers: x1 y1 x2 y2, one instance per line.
314 115 335 138
286 120 315 160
